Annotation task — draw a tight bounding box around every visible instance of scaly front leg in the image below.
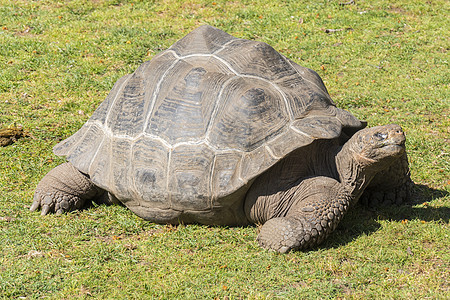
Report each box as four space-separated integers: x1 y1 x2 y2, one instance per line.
361 151 412 206
254 177 352 253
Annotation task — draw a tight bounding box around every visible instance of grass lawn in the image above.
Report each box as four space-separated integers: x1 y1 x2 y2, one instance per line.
0 0 448 298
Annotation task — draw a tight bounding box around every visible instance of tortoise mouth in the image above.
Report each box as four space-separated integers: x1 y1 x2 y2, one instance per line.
380 137 405 147
381 143 404 153
374 137 406 158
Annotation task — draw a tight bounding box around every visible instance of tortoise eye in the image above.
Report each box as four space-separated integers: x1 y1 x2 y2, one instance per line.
374 132 387 140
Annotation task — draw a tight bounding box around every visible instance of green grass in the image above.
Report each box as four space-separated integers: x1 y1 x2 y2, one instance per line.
0 0 448 298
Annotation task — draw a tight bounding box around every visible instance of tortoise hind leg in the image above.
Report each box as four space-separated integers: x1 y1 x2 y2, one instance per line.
254 177 352 253
361 151 413 207
31 162 105 215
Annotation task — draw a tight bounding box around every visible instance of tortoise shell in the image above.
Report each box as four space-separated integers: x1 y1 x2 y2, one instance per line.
54 25 363 212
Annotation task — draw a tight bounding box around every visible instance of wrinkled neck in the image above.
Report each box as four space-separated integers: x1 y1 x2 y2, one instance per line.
335 143 377 201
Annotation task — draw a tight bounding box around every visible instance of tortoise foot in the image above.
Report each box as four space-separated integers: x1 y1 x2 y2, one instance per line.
361 180 412 207
31 163 104 215
257 217 306 253
32 188 86 215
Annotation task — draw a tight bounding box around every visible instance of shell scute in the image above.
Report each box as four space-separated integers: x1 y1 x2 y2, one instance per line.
240 146 277 182
132 137 170 208
110 138 134 201
207 77 290 151
54 124 89 157
146 59 233 144
211 151 244 199
292 117 342 139
267 129 314 159
168 144 215 210
89 134 111 191
107 72 146 137
216 39 296 81
65 124 103 174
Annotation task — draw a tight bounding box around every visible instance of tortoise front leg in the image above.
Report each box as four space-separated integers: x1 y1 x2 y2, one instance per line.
360 151 412 206
31 162 106 215
254 177 352 253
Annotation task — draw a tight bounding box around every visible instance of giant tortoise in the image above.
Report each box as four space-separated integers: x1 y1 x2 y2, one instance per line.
32 25 411 253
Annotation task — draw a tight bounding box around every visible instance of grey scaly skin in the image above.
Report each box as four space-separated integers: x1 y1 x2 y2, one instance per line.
246 124 407 253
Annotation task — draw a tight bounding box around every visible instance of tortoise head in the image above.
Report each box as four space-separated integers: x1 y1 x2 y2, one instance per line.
349 124 406 168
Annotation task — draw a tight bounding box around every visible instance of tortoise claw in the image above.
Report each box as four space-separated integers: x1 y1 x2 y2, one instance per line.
41 204 52 215
30 198 40 212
